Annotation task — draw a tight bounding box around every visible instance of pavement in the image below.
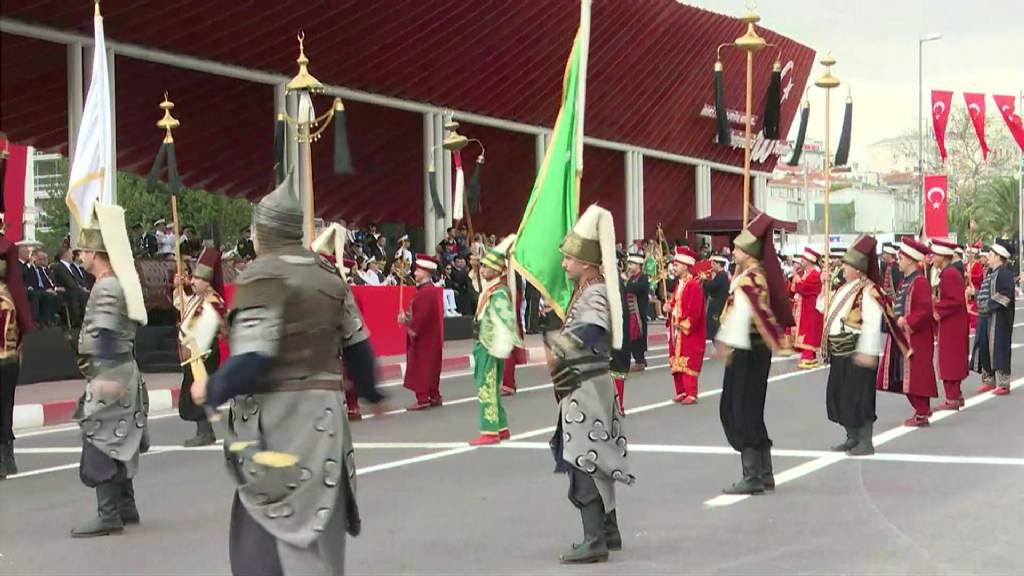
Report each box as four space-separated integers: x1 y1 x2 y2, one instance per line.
1 317 1023 575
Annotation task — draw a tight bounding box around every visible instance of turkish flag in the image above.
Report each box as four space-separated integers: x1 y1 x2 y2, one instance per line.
923 174 949 238
993 94 1024 152
931 90 954 162
963 93 990 160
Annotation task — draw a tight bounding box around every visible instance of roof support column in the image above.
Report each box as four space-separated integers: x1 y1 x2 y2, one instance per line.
754 174 767 211
695 164 712 219
67 42 83 247
535 132 549 173
625 151 644 242
106 47 116 204
273 84 291 175
437 114 453 232
423 112 444 251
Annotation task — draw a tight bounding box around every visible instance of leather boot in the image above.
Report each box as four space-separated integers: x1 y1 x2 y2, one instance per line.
71 483 125 537
830 427 857 452
560 501 609 564
184 420 216 447
603 509 622 551
119 479 140 524
2 442 16 476
759 447 774 492
722 449 764 495
0 442 7 480
846 422 875 456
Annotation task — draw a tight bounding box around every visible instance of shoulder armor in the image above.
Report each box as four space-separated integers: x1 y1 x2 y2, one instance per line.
231 276 289 311
316 254 339 275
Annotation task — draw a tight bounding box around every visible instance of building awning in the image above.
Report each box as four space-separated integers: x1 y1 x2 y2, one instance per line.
690 206 797 234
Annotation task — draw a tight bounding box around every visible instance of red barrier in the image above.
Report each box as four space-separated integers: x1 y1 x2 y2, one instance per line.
218 284 431 358
351 285 442 357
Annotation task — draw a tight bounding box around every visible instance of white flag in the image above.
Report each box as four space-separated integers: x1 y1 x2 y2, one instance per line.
66 10 113 225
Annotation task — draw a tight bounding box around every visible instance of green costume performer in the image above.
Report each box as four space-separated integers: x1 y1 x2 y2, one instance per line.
470 235 522 446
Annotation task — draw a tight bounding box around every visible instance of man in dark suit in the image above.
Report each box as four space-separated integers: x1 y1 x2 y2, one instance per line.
449 254 473 315
22 246 62 327
51 246 90 328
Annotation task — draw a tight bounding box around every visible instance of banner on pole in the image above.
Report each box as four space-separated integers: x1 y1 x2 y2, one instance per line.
923 174 949 238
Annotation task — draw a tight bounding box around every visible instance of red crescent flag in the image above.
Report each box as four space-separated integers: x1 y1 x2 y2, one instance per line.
963 92 990 160
930 90 953 162
993 94 1024 152
923 174 949 238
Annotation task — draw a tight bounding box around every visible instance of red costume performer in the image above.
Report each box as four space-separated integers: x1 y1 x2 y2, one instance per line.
668 247 705 404
500 276 526 396
792 247 824 369
930 239 970 410
403 254 444 411
877 239 938 426
967 244 984 332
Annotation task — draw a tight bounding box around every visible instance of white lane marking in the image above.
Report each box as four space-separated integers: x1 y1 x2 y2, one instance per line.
4 448 172 481
705 372 1024 508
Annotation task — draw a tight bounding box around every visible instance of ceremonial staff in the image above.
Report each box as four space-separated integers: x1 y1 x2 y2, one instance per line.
712 3 782 227
146 94 185 316
656 224 669 304
814 54 840 333
278 32 353 244
439 113 487 293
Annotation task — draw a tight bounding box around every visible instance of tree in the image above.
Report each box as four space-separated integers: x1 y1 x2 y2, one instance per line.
891 103 1018 241
970 176 1020 241
33 155 253 252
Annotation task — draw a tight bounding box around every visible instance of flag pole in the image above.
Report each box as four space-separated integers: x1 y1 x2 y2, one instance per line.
815 54 840 344
155 95 186 321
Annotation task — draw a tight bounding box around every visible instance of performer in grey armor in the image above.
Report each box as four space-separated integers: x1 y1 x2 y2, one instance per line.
198 175 384 575
547 204 634 564
71 204 150 537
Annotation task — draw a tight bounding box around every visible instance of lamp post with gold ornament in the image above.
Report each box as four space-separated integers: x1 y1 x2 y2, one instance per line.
713 3 783 227
279 32 351 244
814 53 840 330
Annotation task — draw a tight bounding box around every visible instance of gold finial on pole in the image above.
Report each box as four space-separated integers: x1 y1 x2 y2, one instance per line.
442 112 469 151
156 92 180 144
286 31 324 93
814 52 840 337
734 7 766 52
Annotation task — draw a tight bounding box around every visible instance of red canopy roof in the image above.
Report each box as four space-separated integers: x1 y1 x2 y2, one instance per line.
1 0 815 236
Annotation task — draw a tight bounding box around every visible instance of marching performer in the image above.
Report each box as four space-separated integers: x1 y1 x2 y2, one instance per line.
792 247 824 369
665 246 705 404
966 243 985 332
311 226 387 422
704 255 730 340
469 235 521 445
401 254 444 411
174 247 226 447
876 239 937 427
930 238 970 410
0 237 33 480
822 236 896 457
609 272 632 413
880 243 902 302
972 243 1016 396
198 175 383 575
624 255 649 371
500 270 526 397
547 205 633 564
71 205 149 537
715 214 795 495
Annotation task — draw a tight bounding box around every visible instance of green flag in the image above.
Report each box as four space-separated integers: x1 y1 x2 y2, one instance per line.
511 1 590 320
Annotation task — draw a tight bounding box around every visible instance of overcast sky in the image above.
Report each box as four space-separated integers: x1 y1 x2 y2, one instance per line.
681 0 1023 170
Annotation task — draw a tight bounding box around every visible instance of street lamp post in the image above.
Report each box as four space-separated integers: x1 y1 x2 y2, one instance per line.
918 33 942 225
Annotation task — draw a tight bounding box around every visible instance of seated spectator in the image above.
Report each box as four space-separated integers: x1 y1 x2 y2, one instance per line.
51 246 90 328
22 246 62 327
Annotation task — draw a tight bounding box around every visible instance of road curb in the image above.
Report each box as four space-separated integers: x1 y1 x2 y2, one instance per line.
13 333 668 431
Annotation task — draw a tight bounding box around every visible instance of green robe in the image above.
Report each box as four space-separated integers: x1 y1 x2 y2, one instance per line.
473 280 521 435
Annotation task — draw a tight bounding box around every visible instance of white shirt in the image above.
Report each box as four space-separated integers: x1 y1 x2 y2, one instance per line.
155 230 177 255
821 280 883 357
716 268 755 350
360 270 383 286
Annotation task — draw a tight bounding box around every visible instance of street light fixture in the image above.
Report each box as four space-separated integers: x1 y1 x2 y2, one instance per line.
918 33 942 228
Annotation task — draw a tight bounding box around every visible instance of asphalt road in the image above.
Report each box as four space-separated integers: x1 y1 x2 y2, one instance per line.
2 322 1023 575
